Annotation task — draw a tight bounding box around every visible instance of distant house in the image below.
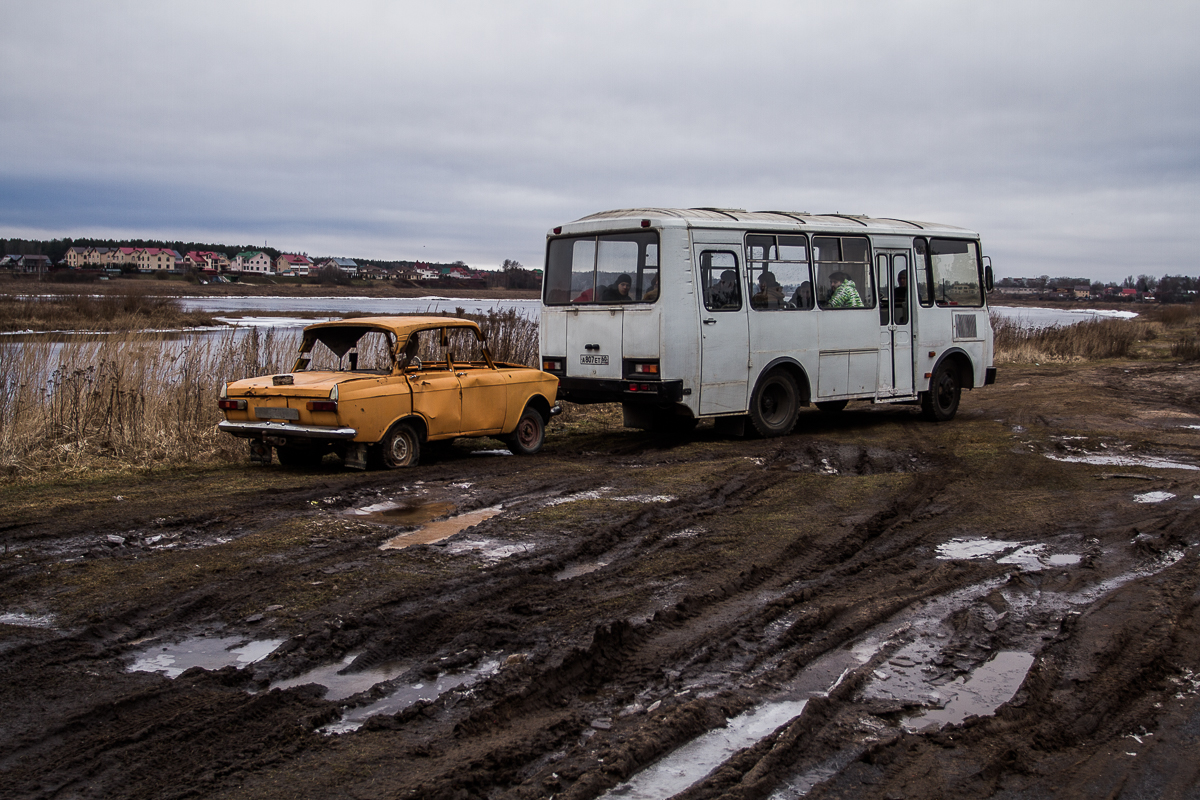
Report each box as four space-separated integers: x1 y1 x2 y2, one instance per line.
314 257 357 277
1073 285 1091 300
65 247 90 268
275 253 313 276
414 265 440 280
5 254 53 274
232 251 273 274
184 251 231 273
134 248 182 272
106 247 139 267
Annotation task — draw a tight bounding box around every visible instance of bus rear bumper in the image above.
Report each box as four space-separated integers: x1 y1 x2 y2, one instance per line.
557 376 685 405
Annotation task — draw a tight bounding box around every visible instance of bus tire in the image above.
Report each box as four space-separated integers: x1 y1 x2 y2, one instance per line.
816 400 848 413
922 361 961 422
379 422 421 468
506 406 545 455
749 370 800 437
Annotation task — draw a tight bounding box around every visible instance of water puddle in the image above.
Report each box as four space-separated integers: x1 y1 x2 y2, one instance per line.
902 651 1035 732
1046 453 1198 471
600 700 809 799
937 537 1081 571
544 488 614 507
441 535 532 560
378 505 503 550
1134 491 1176 503
321 658 502 734
555 561 609 581
768 746 867 799
352 500 455 525
128 636 283 678
270 652 408 700
0 611 56 628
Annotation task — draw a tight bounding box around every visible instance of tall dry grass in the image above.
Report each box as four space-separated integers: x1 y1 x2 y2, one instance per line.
0 311 541 479
991 314 1142 363
0 328 298 478
0 289 216 332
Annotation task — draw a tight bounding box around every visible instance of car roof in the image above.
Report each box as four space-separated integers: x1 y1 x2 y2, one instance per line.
303 315 481 337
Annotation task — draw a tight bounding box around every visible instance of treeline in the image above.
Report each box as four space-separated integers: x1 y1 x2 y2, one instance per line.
998 273 1199 304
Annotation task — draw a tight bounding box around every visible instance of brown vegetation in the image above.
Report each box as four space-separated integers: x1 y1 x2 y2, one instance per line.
0 289 217 332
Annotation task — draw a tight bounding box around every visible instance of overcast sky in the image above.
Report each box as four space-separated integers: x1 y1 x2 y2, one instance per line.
2 1 1197 282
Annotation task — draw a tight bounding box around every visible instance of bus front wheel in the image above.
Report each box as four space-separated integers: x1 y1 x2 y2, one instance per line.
749 370 800 437
922 362 961 422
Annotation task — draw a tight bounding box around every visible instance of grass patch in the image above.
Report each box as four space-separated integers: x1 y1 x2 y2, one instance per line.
0 289 217 332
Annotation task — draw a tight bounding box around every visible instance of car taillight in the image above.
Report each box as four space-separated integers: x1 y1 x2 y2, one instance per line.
307 400 337 412
218 399 246 411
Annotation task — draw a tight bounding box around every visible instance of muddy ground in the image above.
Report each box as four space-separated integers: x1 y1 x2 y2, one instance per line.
3 360 1200 800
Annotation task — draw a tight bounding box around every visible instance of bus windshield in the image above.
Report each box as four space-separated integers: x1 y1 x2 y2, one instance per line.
543 231 660 305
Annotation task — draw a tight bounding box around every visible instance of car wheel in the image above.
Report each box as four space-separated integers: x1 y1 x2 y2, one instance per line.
379 422 421 468
275 445 324 468
922 361 961 422
749 370 799 437
506 406 545 455
815 400 848 413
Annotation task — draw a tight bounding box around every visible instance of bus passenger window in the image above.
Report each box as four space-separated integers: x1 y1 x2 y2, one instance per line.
814 236 874 309
700 251 740 311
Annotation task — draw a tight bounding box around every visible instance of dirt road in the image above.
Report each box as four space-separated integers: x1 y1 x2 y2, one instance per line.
3 361 1199 800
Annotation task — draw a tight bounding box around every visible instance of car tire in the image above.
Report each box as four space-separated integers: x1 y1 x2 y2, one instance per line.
749 370 799 437
921 361 961 422
815 400 849 413
379 422 421 468
506 406 545 455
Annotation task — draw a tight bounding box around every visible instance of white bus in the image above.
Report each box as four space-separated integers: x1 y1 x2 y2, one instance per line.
539 208 996 436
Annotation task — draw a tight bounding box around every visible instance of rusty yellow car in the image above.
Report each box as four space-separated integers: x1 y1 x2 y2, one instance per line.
217 316 560 469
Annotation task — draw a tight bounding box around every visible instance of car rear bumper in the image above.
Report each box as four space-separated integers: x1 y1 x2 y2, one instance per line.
217 420 358 440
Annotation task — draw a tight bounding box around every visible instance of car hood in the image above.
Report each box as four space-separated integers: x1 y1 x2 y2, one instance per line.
225 371 389 398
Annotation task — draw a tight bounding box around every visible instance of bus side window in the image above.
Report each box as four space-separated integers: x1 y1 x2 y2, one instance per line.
700 251 741 311
914 238 934 307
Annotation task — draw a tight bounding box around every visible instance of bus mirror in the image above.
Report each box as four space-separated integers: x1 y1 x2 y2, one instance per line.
985 265 994 292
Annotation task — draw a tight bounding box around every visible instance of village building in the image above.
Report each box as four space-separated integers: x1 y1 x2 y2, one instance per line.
275 253 313 276
232 251 273 274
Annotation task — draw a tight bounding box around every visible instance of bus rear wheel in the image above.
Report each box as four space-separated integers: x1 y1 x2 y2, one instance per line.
749 370 799 437
922 361 961 422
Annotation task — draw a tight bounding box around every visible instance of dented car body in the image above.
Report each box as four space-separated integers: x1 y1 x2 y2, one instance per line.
218 316 560 469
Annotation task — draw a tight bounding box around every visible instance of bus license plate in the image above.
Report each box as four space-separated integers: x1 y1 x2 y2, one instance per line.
580 354 609 365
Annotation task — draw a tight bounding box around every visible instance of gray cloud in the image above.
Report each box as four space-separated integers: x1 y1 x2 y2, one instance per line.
3 0 1198 280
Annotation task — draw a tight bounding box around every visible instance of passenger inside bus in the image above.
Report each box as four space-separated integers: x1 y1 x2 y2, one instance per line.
752 271 785 309
894 271 909 323
791 281 814 309
706 270 739 310
827 272 865 308
599 274 633 302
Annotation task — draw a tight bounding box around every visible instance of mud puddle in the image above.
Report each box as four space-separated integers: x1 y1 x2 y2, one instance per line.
601 700 809 799
128 635 283 678
320 657 502 734
270 652 408 700
1046 452 1199 470
0 611 56 628
377 505 503 550
902 650 1036 732
937 537 1082 570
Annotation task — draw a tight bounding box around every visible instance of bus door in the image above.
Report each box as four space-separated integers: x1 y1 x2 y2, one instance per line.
876 250 914 396
695 247 750 414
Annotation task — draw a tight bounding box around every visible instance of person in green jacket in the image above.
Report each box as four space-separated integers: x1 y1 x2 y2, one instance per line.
828 272 864 308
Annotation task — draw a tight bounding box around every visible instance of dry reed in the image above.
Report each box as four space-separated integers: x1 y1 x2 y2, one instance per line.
991 314 1141 363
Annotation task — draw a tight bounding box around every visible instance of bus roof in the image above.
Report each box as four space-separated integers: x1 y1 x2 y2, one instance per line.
557 208 978 238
